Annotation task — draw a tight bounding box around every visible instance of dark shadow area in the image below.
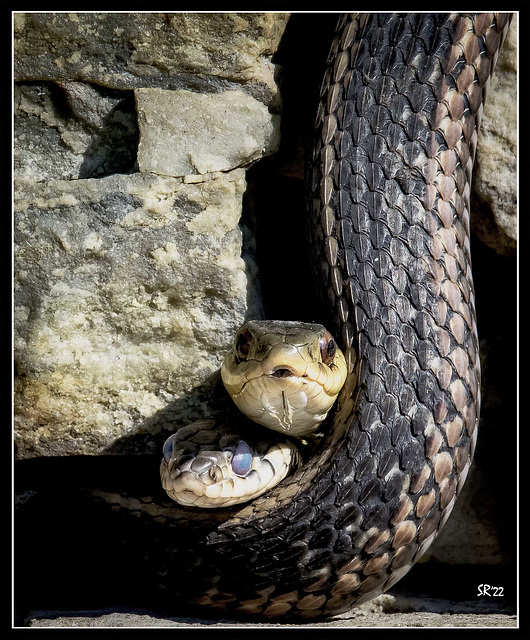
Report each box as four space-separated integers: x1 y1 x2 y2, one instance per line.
245 13 338 323
15 456 158 624
69 83 139 179
470 237 517 566
14 453 239 625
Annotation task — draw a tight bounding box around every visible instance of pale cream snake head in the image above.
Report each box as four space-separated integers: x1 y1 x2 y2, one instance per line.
160 320 347 508
221 320 347 436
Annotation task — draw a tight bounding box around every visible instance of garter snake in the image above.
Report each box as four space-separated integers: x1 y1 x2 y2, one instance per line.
105 13 512 620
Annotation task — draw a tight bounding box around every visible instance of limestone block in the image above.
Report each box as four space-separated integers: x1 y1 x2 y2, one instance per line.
14 170 247 458
473 16 517 254
14 12 290 106
136 88 281 177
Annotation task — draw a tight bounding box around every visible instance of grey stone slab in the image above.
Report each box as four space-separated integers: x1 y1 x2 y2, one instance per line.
14 170 248 457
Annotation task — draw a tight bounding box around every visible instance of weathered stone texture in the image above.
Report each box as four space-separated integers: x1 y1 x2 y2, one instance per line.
472 16 517 254
14 11 287 458
14 12 289 105
136 88 280 177
14 82 139 181
14 170 247 458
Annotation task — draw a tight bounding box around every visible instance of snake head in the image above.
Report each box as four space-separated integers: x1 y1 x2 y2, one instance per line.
221 320 347 436
160 424 301 508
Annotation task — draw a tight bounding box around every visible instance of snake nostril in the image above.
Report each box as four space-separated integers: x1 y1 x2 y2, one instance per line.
271 367 294 379
209 466 223 482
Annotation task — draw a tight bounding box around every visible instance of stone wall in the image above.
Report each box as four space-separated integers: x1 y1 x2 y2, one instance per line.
14 12 288 458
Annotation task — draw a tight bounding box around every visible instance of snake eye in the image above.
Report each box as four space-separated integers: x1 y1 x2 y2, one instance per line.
231 440 253 477
162 434 176 463
320 331 337 366
235 328 253 361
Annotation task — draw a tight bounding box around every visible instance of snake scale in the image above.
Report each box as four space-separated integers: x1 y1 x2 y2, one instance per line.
104 12 512 619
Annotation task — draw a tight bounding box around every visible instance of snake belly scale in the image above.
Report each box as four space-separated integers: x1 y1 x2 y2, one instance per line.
104 13 511 619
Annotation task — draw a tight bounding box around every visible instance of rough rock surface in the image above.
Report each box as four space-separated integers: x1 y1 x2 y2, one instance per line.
14 81 139 181
14 170 247 458
136 88 280 177
472 15 517 254
26 612 517 628
14 11 286 458
14 12 289 106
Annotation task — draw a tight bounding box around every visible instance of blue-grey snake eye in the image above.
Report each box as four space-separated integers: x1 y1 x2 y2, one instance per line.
231 440 253 477
163 434 176 463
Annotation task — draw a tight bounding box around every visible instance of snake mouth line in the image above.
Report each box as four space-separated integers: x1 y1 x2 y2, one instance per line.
235 373 316 397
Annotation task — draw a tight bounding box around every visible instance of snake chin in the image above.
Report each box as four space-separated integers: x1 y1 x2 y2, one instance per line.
229 374 337 436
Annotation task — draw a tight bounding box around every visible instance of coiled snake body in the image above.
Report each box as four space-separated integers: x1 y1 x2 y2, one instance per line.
109 13 511 619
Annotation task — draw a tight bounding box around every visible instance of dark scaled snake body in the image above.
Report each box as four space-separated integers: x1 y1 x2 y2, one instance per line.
104 13 512 619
